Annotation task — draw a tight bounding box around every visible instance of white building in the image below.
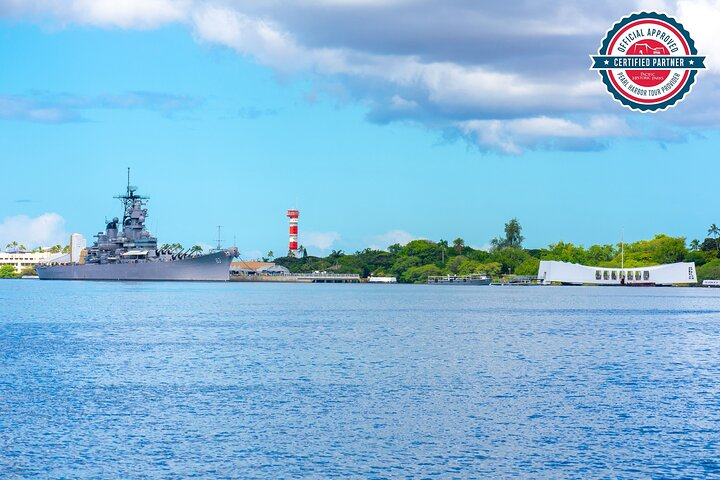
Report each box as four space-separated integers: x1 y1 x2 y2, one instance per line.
538 260 697 286
70 233 87 263
0 251 65 273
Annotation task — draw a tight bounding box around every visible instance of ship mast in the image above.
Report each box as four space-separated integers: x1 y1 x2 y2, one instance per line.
115 167 149 226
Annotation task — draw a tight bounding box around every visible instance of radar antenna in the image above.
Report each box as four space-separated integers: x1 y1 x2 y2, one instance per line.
114 167 149 226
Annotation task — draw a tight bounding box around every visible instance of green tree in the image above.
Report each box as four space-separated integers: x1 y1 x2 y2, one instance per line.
328 249 344 259
652 236 687 264
19 266 36 277
438 239 448 264
504 218 524 248
708 224 720 251
390 256 422 277
452 238 465 255
447 255 465 274
267 250 274 259
491 218 524 250
387 243 402 254
403 264 443 284
586 244 616 264
458 261 502 276
697 259 720 283
0 264 17 278
402 240 442 265
490 247 530 274
543 241 588 264
684 250 708 267
690 239 701 251
515 257 540 276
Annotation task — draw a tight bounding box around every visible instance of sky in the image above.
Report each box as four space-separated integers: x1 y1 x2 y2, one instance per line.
1 0 719 259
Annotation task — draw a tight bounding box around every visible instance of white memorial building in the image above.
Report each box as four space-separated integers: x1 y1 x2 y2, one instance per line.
538 260 697 286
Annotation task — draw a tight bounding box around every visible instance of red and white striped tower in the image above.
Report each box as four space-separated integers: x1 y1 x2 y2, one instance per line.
287 209 300 256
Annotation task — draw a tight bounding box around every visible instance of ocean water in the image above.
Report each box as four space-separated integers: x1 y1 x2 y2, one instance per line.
1 281 720 479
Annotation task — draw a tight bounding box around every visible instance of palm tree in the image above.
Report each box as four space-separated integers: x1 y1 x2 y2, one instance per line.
453 237 465 255
267 250 274 259
189 245 203 256
438 239 448 264
19 244 27 252
690 239 701 251
6 241 18 252
709 224 720 251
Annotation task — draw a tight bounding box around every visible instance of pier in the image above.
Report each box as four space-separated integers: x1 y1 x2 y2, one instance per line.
231 272 361 283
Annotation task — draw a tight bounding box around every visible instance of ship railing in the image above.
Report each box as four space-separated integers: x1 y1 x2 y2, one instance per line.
428 273 492 281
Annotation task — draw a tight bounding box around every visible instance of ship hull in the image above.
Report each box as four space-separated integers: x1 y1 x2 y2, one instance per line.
37 250 231 282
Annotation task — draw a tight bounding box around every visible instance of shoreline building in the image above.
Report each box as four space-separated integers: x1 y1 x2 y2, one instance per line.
0 251 65 273
1 233 88 274
70 233 87 263
538 260 697 286
230 261 290 277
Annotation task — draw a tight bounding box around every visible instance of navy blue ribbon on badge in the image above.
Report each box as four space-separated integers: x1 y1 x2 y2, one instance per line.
591 56 706 69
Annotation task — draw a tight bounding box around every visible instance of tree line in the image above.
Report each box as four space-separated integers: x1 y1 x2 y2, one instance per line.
273 219 720 284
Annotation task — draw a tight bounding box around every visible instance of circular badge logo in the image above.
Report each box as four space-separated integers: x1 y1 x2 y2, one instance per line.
591 12 706 112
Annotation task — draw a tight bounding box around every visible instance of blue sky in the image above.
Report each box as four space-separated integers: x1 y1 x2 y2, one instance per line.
1 1 719 258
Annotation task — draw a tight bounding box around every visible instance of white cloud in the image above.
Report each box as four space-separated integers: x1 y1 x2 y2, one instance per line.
0 213 68 249
370 229 416 250
677 0 720 76
302 231 341 251
191 5 342 73
458 115 633 154
472 243 493 253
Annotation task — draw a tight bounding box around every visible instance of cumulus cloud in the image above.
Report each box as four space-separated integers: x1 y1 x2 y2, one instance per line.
0 213 68 249
1 0 718 151
302 231 341 251
458 115 634 154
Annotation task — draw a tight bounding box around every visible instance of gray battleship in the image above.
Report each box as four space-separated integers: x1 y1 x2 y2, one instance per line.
37 176 238 281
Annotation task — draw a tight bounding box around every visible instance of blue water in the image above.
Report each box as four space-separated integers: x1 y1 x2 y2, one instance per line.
1 281 720 478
